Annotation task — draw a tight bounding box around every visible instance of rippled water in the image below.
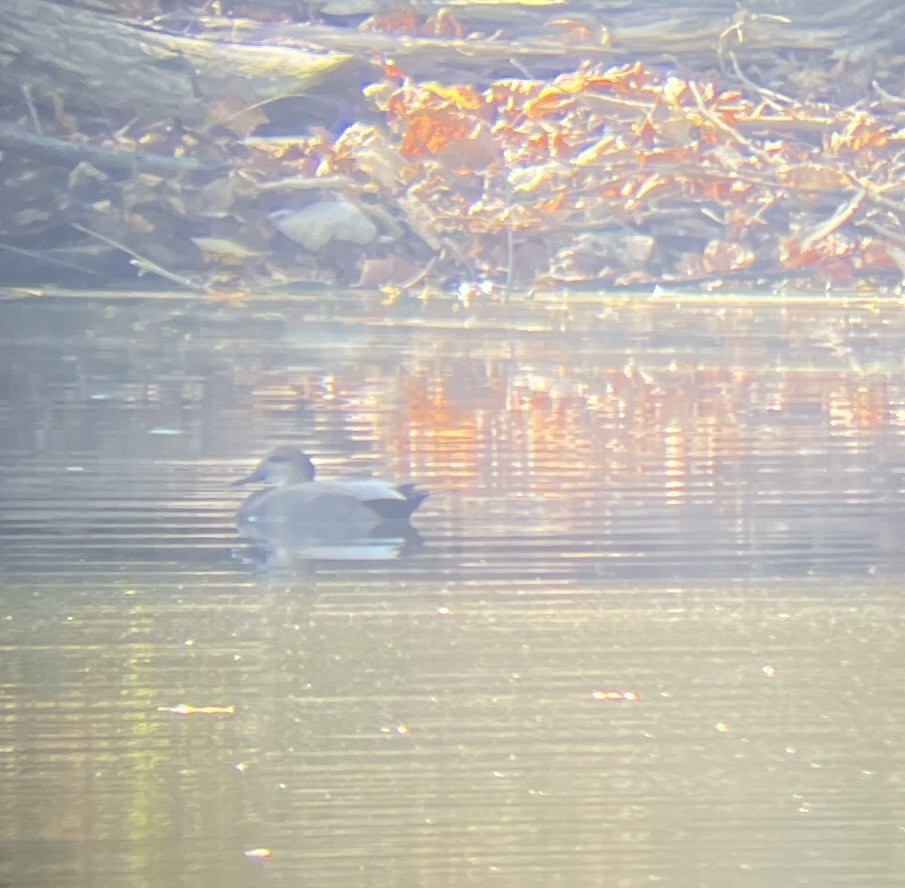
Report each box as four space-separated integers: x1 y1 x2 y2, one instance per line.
1 293 904 887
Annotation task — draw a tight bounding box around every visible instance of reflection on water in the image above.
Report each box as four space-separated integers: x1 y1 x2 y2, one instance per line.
2 295 903 578
1 294 905 887
234 521 425 568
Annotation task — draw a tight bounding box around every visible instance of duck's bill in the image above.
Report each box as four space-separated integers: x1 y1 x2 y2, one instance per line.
231 466 268 486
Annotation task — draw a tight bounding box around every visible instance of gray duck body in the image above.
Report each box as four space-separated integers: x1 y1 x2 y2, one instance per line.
233 447 428 541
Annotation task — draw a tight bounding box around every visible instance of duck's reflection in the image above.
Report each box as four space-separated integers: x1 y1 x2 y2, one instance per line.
232 448 428 567
234 520 424 569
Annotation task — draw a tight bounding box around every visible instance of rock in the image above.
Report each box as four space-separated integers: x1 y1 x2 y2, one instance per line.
270 200 377 250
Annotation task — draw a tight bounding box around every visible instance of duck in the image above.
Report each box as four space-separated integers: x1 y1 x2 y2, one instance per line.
232 447 428 541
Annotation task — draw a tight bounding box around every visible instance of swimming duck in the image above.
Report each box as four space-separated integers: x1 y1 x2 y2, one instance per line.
232 447 428 540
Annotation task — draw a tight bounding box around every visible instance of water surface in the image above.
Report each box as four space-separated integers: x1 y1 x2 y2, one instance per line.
1 293 904 887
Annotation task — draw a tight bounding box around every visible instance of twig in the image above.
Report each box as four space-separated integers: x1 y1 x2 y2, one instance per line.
0 125 215 176
21 84 42 135
256 174 354 192
687 80 777 168
0 241 107 278
717 11 792 59
799 187 866 251
726 50 794 110
872 80 905 106
71 223 205 291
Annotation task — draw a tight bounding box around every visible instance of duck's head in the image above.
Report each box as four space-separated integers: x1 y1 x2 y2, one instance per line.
232 447 316 487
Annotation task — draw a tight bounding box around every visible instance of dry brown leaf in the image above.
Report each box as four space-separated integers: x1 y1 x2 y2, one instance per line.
192 236 262 263
782 164 848 197
205 98 269 138
357 255 423 286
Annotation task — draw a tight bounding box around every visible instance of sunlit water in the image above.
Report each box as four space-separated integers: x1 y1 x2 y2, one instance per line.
1 293 904 888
